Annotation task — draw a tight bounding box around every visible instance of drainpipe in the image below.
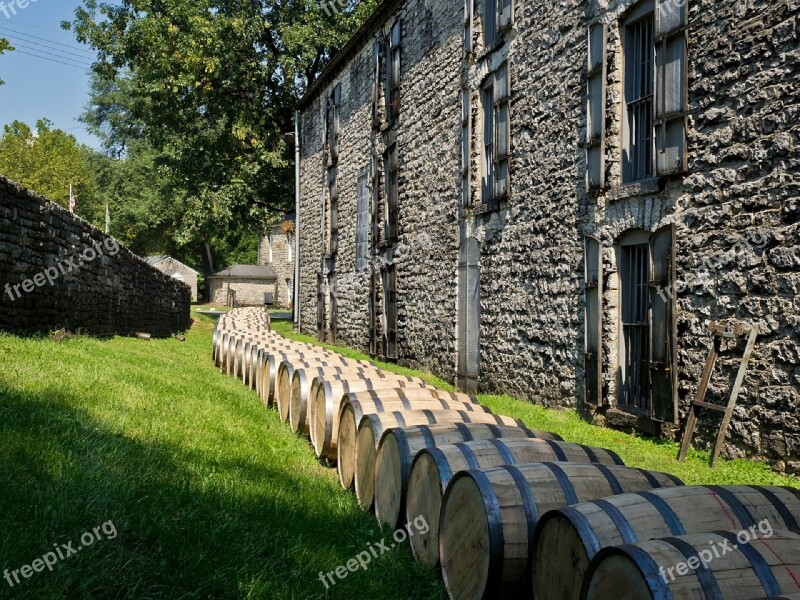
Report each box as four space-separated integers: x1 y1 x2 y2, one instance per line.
293 110 301 332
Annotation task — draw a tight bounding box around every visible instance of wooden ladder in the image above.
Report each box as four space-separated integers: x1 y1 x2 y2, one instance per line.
678 321 759 468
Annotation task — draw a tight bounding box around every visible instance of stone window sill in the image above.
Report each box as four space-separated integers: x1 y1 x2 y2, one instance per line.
606 178 661 202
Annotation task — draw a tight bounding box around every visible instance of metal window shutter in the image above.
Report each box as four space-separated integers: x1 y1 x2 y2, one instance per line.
356 175 369 271
499 0 513 31
584 235 603 405
372 43 382 128
655 0 688 175
649 224 677 423
586 22 607 190
463 0 473 54
494 63 510 200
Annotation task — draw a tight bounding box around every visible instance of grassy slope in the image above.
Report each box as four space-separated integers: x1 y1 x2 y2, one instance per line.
0 315 444 600
272 321 799 489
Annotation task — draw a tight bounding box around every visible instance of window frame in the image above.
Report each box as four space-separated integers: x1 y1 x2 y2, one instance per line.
621 5 656 184
481 79 495 206
383 143 399 243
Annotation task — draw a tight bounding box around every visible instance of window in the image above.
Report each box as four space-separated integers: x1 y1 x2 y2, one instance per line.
328 170 338 256
481 63 511 207
617 0 688 183
356 172 369 271
623 11 655 182
267 233 273 263
586 23 607 190
615 226 677 422
287 233 292 262
372 42 383 129
464 0 473 55
384 144 398 242
386 21 401 123
481 81 494 205
461 88 471 208
483 0 513 48
619 235 650 410
382 262 397 359
326 84 342 166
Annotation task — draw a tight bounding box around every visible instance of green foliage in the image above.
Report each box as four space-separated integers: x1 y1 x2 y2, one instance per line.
0 120 99 215
0 38 11 85
62 0 380 276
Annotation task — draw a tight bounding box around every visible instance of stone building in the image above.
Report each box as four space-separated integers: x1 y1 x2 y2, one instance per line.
297 0 800 470
146 256 199 302
207 265 277 307
258 214 295 309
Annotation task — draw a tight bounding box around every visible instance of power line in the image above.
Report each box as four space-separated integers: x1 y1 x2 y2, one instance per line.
0 25 96 58
4 40 92 67
9 49 89 70
0 32 96 63
0 19 73 35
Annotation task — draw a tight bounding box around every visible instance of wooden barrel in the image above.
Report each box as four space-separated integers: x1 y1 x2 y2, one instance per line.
289 369 433 436
309 382 462 461
532 484 800 600
581 531 800 600
407 439 623 569
260 351 349 407
358 417 549 513
335 392 482 488
275 359 375 423
439 463 683 600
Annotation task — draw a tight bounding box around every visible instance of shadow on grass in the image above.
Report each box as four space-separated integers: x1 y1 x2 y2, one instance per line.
0 382 444 600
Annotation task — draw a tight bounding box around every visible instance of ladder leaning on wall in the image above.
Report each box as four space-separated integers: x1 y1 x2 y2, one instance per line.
678 321 760 468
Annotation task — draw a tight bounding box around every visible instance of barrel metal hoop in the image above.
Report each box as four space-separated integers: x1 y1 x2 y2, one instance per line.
594 464 624 495
541 463 579 505
660 537 724 600
454 442 481 470
715 530 783 597
707 485 756 528
499 464 539 558
594 498 637 544
392 411 406 428
749 486 800 532
544 439 568 461
427 447 454 490
486 424 501 439
422 409 436 425
636 491 687 536
579 443 599 463
466 470 505 592
487 438 516 465
456 422 475 441
560 506 603 558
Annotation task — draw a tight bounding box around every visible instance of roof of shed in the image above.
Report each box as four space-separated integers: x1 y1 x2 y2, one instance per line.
208 265 277 280
145 255 200 274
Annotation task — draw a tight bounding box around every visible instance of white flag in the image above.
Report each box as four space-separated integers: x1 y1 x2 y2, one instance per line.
69 183 76 214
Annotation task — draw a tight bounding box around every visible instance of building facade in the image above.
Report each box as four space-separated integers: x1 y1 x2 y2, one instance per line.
207 265 278 307
146 256 199 302
258 216 295 309
298 0 800 470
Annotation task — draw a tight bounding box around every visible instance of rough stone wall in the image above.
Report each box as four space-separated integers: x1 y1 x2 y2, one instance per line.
258 224 294 309
207 278 275 307
0 177 190 337
299 0 464 377
151 257 198 302
299 0 800 470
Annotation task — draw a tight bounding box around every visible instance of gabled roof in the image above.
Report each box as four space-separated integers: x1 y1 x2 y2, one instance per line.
209 264 277 280
145 255 200 274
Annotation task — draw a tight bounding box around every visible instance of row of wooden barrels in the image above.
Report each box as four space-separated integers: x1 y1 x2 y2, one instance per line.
213 310 800 600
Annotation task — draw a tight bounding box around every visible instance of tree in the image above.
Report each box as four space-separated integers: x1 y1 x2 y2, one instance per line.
67 0 378 281
0 120 99 216
0 38 12 85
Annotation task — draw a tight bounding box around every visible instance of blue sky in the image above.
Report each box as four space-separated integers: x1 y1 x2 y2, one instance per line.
0 0 101 148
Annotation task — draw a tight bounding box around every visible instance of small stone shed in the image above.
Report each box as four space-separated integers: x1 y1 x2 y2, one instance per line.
207 265 278 307
146 256 199 302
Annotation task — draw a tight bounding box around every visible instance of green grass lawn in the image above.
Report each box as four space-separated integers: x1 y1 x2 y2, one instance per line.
0 317 445 599
1 318 796 600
